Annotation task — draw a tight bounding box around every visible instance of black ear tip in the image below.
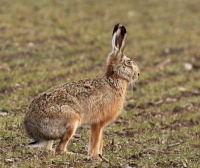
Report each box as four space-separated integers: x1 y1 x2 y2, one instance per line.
121 26 127 35
115 23 121 28
112 23 127 36
112 23 120 36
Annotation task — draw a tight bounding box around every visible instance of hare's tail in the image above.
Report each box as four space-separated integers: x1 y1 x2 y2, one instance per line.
28 141 39 145
26 140 54 150
26 141 42 148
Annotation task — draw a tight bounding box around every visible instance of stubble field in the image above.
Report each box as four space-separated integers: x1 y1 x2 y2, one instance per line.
0 0 200 167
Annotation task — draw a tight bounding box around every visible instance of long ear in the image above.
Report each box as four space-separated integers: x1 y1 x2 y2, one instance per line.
112 23 127 54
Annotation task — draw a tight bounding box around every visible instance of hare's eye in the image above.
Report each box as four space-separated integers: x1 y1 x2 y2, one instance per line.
126 61 132 66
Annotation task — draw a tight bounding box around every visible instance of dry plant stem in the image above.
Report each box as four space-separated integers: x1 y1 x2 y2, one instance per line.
167 141 184 148
98 154 109 163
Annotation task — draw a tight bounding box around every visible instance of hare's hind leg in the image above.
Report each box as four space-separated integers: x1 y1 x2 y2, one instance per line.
89 123 104 158
56 120 79 154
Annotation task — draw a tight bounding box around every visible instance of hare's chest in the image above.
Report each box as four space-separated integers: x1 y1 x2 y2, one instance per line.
98 95 126 124
108 97 125 116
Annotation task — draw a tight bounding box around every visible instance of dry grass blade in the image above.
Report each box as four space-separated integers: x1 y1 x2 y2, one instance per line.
99 154 115 166
167 141 185 148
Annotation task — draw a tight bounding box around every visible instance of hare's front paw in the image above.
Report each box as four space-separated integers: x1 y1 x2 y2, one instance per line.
89 153 101 160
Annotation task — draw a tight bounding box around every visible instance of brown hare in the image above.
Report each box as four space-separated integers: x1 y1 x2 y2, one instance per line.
24 23 140 158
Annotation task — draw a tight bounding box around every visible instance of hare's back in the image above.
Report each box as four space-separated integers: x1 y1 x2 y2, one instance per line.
26 77 108 115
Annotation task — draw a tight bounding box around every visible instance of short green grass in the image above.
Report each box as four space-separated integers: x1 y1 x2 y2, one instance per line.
0 0 200 167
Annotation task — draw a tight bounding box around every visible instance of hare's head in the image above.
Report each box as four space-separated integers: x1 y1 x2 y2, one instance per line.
106 23 140 83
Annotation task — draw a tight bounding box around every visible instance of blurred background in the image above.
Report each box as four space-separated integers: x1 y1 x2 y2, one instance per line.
0 0 200 167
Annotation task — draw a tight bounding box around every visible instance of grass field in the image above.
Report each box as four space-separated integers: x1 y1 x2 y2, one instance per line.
0 0 200 167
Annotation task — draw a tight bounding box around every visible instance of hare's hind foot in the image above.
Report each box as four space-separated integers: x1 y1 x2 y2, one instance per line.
55 120 79 154
26 140 54 150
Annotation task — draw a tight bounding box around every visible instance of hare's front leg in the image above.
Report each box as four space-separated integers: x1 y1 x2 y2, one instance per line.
56 120 79 154
89 123 104 158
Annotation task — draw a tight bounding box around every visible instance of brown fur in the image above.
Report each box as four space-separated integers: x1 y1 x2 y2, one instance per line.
23 24 140 158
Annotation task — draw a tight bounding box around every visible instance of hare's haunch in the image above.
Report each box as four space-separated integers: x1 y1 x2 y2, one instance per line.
24 23 140 158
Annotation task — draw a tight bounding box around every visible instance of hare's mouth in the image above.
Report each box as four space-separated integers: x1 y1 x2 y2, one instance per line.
132 72 140 80
128 78 139 91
